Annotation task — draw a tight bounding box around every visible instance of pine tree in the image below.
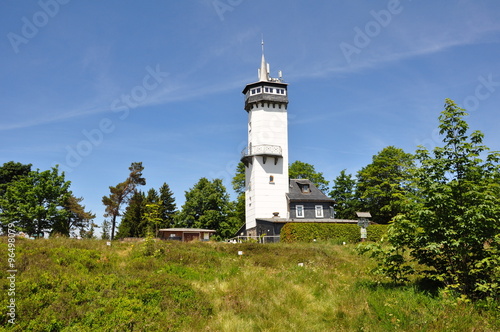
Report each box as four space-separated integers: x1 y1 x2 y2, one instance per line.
330 170 358 219
102 162 146 240
158 183 177 229
115 191 146 238
101 220 111 240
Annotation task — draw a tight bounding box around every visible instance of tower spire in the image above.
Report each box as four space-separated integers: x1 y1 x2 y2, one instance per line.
259 37 269 82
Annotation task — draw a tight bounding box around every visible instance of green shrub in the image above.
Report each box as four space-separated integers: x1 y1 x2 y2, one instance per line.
281 223 387 243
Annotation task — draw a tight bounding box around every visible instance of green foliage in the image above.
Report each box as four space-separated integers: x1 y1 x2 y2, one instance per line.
0 166 73 237
53 194 95 237
356 219 417 284
330 169 359 219
473 234 500 300
158 182 177 228
231 162 246 230
101 220 111 240
367 99 500 301
140 229 164 257
176 178 239 239
116 183 178 239
144 203 162 236
115 191 146 239
289 160 330 192
232 192 245 229
0 161 31 197
281 222 387 243
231 162 246 195
356 146 415 224
102 162 146 240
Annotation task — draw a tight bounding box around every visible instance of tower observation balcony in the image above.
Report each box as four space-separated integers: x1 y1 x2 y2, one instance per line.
243 82 288 112
241 144 282 166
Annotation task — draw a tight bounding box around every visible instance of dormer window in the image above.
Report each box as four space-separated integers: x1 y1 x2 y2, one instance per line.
300 184 310 193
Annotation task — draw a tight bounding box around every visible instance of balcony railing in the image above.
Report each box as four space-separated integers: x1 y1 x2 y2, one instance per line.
241 144 282 158
241 144 282 165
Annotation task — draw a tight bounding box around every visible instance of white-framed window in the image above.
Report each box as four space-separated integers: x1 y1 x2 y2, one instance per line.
315 205 324 218
296 205 304 218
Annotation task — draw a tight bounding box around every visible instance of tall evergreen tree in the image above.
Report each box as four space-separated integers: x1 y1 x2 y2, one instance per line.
115 191 146 238
330 170 358 219
145 188 159 204
158 182 177 229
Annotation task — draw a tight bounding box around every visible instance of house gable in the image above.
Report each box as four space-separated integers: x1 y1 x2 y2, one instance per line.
287 179 335 219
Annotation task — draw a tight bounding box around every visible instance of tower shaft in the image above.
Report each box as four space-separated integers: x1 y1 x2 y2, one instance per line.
241 50 289 235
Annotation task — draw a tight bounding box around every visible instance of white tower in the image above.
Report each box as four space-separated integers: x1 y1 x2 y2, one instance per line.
241 43 289 236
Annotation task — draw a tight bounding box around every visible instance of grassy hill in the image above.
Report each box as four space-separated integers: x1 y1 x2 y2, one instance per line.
1 237 498 331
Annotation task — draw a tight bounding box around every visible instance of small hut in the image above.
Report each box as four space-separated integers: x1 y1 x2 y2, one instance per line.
158 228 216 242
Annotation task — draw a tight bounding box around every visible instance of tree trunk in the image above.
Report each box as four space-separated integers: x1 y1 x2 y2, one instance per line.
111 214 117 240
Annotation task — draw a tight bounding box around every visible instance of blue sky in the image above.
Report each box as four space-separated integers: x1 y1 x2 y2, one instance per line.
2 1 500 230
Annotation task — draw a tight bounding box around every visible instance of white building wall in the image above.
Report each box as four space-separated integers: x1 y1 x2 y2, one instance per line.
245 103 289 230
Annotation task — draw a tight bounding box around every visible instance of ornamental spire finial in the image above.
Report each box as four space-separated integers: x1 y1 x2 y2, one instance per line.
258 37 269 82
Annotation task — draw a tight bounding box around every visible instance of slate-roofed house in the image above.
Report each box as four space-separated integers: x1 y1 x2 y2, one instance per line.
243 179 358 237
287 179 335 219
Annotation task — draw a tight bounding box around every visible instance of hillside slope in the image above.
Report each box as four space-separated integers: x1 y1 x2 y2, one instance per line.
0 237 498 331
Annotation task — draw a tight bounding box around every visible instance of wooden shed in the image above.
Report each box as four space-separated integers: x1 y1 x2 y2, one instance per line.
158 228 216 242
